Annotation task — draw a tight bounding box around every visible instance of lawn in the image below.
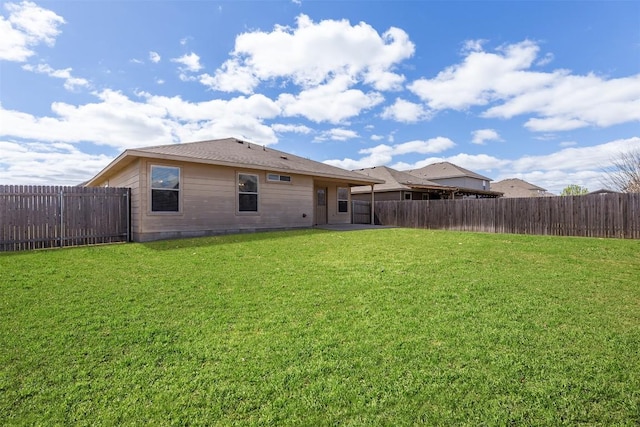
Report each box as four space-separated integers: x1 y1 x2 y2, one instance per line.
1 228 639 425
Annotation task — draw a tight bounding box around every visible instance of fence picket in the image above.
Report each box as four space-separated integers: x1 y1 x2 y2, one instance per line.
364 193 640 239
0 185 130 251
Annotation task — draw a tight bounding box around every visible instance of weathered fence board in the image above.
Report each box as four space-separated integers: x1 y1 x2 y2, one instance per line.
368 193 640 239
351 200 372 225
0 185 130 251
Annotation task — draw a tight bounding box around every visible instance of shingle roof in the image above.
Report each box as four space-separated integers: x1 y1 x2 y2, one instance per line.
86 138 384 186
491 178 552 198
351 166 454 193
408 161 493 181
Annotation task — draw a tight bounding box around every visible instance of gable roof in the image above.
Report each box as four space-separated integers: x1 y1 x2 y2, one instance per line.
351 166 455 193
492 178 546 192
491 178 552 198
408 161 492 181
85 138 384 186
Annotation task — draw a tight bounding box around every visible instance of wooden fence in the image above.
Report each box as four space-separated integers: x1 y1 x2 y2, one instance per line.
0 185 130 251
352 200 372 225
370 193 640 239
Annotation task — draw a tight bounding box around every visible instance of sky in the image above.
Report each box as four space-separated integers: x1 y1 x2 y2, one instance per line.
1 0 639 194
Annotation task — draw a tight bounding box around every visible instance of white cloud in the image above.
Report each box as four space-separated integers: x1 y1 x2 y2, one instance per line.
370 135 384 141
324 137 455 169
22 63 89 91
149 51 161 63
408 40 640 132
381 98 431 122
471 128 501 145
559 141 577 147
536 52 554 66
277 75 384 123
407 137 640 194
0 91 172 149
461 39 487 53
171 52 202 72
206 14 414 94
409 40 558 110
314 128 359 142
503 74 640 131
0 90 283 153
0 1 65 61
0 139 113 185
199 67 258 95
272 123 312 134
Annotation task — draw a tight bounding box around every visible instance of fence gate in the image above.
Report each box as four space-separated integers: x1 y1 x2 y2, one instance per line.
352 200 372 224
0 185 130 251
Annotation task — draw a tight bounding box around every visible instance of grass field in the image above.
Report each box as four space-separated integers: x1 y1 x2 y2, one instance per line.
1 228 639 425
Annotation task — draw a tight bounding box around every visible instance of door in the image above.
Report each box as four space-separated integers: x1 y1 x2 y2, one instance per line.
315 187 327 225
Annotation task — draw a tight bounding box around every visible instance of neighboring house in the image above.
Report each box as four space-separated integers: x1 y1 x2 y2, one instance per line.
85 138 383 242
588 189 621 196
351 166 457 201
407 162 502 198
491 178 554 198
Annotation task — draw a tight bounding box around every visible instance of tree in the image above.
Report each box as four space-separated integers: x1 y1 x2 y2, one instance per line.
560 184 589 196
602 149 640 193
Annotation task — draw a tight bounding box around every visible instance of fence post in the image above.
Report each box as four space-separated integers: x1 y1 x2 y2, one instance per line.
59 189 64 248
126 188 131 242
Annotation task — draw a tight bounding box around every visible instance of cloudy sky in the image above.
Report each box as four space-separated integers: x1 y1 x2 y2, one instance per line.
1 0 639 193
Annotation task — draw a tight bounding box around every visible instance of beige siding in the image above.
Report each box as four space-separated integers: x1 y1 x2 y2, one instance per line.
89 158 361 242
316 181 352 225
136 160 315 241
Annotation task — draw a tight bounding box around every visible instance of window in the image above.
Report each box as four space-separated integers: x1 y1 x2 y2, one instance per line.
151 165 180 212
337 187 349 213
267 173 291 182
238 173 258 212
404 192 412 200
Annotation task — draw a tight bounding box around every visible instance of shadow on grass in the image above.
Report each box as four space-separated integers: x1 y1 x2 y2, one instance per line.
140 227 332 251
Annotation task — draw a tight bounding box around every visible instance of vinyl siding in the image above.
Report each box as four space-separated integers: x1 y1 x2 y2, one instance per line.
431 177 486 190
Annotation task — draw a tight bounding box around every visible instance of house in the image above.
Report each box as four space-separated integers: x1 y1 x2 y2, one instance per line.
587 188 621 196
351 166 457 201
491 178 554 198
84 138 383 242
407 162 502 198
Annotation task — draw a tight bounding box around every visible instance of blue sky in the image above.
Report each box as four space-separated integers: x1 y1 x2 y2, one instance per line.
1 0 639 193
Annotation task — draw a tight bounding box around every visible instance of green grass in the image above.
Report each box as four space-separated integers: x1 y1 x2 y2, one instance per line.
1 228 639 425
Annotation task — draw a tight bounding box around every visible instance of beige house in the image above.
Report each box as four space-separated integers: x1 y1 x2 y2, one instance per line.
85 138 383 242
351 166 457 201
491 178 554 198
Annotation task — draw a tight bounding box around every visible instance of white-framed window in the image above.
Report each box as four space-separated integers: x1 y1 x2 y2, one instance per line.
404 192 412 200
151 165 180 212
267 173 292 183
238 173 258 212
337 187 349 213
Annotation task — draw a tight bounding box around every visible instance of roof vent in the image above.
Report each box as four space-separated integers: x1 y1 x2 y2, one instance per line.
280 155 288 160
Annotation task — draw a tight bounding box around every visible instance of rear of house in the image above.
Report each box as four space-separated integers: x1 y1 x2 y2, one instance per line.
85 138 382 242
